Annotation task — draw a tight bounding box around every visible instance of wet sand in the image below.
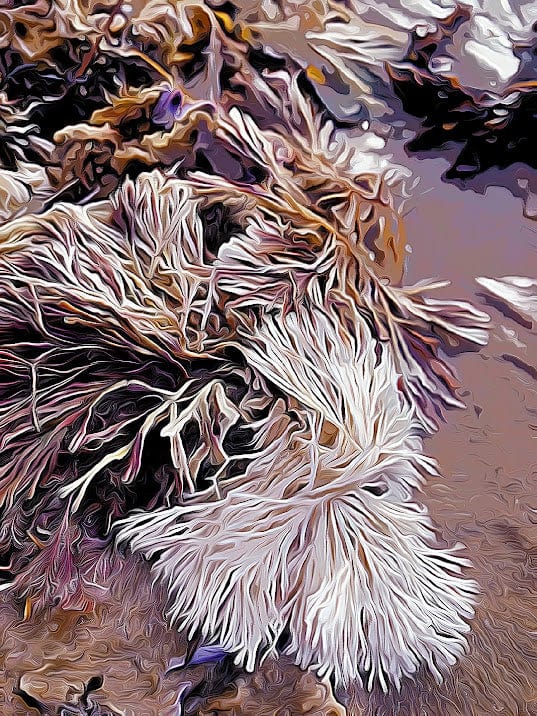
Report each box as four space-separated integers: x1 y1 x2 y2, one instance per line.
340 154 537 715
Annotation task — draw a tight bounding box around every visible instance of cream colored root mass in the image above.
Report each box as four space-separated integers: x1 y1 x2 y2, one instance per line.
118 312 477 691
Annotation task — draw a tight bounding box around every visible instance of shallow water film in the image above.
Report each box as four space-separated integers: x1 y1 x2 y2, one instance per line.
0 1 536 714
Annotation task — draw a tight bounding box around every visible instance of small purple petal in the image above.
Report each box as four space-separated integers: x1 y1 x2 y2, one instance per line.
187 645 229 666
166 655 187 674
152 90 183 128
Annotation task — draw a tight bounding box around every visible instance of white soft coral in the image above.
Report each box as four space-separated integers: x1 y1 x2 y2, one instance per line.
117 301 477 691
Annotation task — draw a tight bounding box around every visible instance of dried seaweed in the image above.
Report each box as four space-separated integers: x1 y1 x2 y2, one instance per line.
0 0 507 710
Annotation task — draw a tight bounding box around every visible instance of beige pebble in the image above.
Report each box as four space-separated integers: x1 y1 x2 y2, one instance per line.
108 13 127 34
